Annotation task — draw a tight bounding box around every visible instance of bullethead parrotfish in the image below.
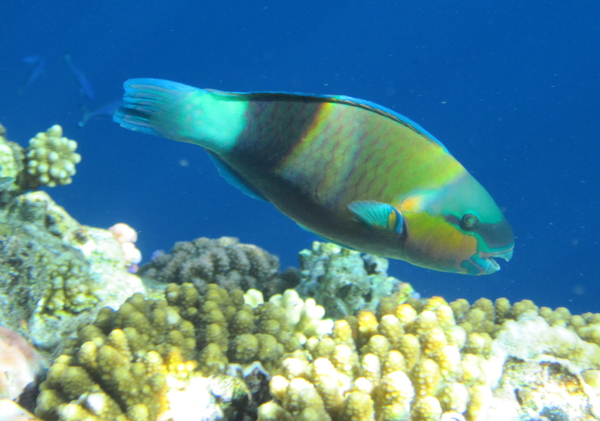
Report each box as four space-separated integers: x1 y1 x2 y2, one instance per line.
114 79 514 275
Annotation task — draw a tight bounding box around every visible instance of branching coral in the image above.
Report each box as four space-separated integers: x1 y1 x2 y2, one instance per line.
35 283 336 421
36 294 249 421
139 236 298 298
259 295 600 421
33 274 600 421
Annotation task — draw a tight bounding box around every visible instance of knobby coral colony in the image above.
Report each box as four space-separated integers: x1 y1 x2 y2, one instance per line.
139 236 297 298
34 278 600 421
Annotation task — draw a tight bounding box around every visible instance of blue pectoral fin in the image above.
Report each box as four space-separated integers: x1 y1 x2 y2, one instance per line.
348 201 404 234
207 152 268 202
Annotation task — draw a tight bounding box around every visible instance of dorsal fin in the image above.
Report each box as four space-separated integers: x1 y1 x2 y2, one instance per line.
210 89 449 153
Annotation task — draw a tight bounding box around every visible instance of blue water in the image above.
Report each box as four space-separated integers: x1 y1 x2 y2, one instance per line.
1 1 598 314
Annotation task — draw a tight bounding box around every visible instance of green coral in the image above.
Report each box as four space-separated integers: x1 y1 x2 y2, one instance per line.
164 283 307 373
36 293 199 421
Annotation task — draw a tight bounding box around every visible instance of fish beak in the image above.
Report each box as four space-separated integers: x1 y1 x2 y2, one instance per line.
481 246 514 275
463 245 514 275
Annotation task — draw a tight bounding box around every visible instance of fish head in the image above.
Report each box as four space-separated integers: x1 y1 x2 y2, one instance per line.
399 171 514 275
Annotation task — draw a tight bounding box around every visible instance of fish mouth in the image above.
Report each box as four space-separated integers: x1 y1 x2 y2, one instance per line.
481 246 514 274
464 245 514 275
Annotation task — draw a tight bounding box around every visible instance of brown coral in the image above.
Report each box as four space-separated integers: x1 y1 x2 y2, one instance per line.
139 236 298 298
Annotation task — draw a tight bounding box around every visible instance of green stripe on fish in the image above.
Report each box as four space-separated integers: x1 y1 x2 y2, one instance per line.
115 78 514 275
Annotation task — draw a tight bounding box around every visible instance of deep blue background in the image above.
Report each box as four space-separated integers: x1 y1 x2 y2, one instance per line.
1 1 598 314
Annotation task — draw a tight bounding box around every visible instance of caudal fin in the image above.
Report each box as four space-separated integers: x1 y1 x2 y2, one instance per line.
113 78 199 139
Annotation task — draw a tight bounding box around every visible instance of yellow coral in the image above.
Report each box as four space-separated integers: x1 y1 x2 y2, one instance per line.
341 391 374 421
25 125 81 188
411 395 442 421
35 277 600 421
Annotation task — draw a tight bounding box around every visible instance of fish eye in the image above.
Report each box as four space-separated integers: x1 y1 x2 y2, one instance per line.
461 213 479 230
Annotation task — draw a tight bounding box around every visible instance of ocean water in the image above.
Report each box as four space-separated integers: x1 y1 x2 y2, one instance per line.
1 1 598 314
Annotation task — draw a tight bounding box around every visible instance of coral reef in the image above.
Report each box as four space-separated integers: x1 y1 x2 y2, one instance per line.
296 241 415 319
23 125 81 189
35 283 333 421
0 124 81 203
109 222 142 273
3 121 600 421
35 275 600 421
259 296 600 421
245 288 334 344
139 236 297 298
0 123 144 356
0 190 145 355
35 292 202 421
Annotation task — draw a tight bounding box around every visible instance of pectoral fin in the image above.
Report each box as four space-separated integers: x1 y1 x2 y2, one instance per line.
348 201 404 234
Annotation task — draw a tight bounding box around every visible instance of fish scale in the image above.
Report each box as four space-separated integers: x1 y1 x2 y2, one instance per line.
115 78 514 275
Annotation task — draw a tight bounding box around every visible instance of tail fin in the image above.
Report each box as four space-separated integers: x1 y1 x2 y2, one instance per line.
113 78 199 139
115 78 249 153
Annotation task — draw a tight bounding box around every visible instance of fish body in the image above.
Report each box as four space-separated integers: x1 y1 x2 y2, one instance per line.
115 79 514 275
64 54 95 101
21 54 45 90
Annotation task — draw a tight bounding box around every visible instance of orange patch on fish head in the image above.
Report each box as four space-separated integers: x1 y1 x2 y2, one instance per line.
401 210 479 274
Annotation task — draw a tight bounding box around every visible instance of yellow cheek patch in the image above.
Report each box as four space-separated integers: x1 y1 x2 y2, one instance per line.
400 196 420 212
404 212 478 270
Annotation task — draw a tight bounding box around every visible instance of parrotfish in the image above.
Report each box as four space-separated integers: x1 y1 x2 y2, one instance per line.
114 79 514 275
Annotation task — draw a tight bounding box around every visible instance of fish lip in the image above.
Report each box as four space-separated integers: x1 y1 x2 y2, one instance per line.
484 257 501 274
490 245 514 262
479 245 514 274
473 245 514 275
